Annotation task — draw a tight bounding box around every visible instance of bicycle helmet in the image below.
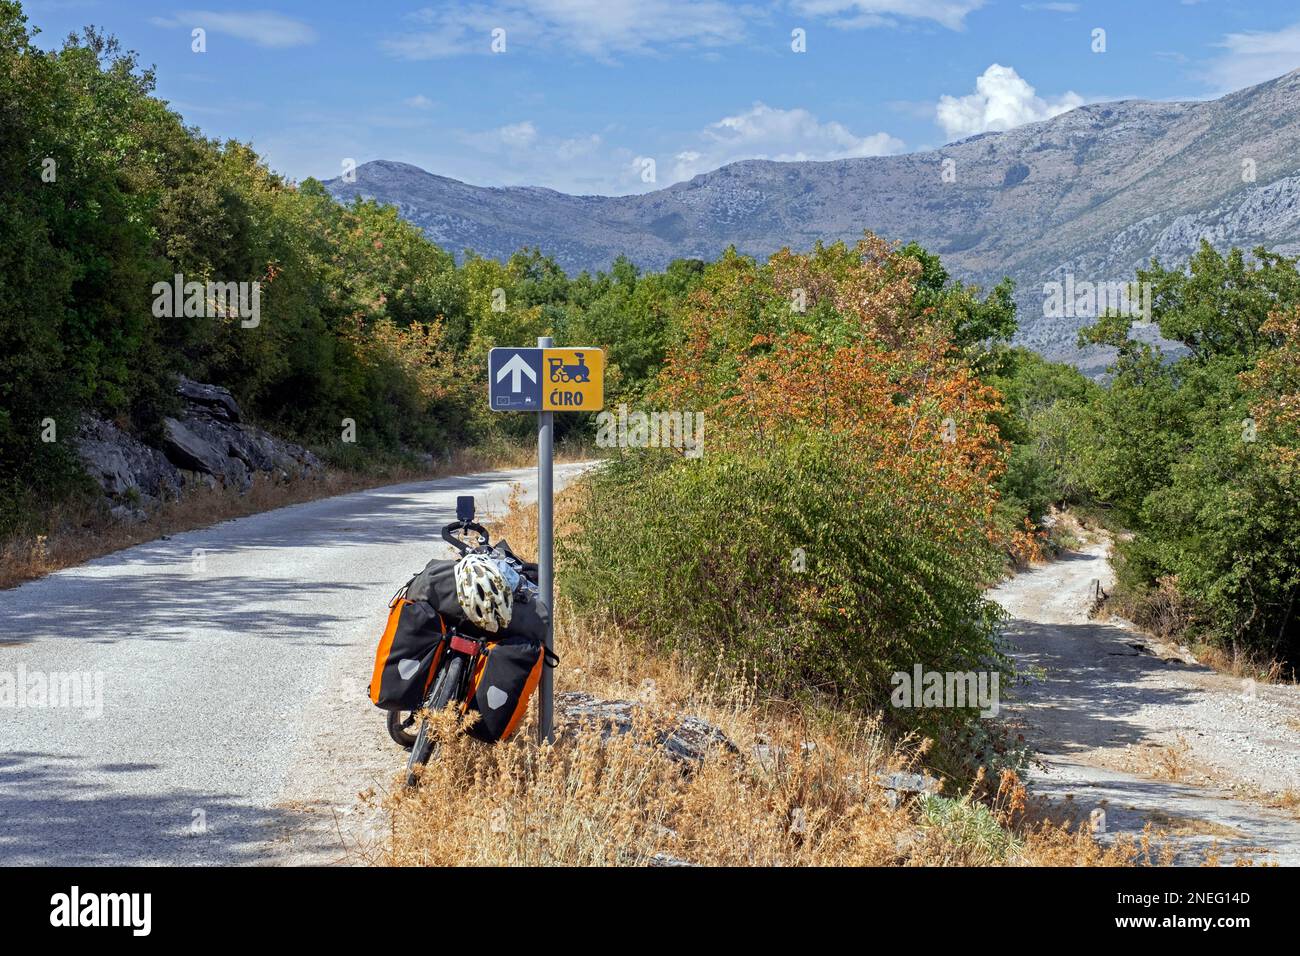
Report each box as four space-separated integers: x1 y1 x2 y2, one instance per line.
454 553 513 633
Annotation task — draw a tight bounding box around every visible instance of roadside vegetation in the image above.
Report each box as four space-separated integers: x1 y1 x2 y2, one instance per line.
380 491 1153 867
0 7 689 557
563 237 1026 764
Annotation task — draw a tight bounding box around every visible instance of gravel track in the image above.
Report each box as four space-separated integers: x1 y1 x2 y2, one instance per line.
0 463 592 865
990 537 1300 865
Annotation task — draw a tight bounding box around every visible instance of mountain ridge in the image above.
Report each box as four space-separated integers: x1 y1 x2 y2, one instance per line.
325 70 1300 370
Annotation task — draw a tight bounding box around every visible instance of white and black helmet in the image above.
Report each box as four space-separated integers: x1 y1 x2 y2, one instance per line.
453 553 513 633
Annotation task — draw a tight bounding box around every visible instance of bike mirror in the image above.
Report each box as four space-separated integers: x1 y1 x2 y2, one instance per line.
456 495 476 523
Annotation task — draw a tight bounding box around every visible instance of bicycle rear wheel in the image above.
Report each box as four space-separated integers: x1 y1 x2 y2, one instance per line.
405 656 465 787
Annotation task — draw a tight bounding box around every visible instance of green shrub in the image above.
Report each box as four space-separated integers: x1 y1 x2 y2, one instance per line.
562 437 1009 737
918 795 1021 864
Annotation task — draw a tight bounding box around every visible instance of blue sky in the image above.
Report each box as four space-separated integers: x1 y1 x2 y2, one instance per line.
20 0 1300 194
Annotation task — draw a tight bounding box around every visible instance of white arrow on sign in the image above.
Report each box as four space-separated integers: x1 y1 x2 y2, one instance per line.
496 353 537 392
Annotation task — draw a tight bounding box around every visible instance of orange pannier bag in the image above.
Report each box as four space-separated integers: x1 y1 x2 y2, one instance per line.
459 637 556 742
368 591 447 711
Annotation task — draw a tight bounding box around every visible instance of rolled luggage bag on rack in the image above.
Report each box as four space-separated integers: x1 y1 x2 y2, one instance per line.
408 554 548 639
504 593 548 642
405 558 464 620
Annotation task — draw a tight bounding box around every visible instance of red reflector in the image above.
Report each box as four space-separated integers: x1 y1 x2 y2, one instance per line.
450 635 479 655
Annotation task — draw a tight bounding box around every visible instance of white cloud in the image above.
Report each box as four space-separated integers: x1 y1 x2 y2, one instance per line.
1020 2 1079 11
383 0 752 61
168 10 317 48
382 29 468 60
554 134 603 161
1205 22 1300 92
790 0 985 31
443 121 609 188
671 102 903 181
404 95 435 109
496 121 538 148
462 121 540 153
935 64 1083 140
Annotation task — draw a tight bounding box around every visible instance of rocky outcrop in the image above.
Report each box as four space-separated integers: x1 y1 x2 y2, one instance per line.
554 691 738 765
161 417 247 490
75 377 323 520
75 418 183 521
176 378 242 422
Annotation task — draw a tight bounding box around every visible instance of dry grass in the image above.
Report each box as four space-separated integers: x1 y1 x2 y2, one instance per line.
1189 642 1290 684
364 484 1149 867
1104 575 1292 684
0 443 587 591
1122 734 1222 787
368 660 1148 867
1144 809 1245 842
1264 789 1300 818
1106 577 1195 645
369 688 1147 866
1043 507 1101 554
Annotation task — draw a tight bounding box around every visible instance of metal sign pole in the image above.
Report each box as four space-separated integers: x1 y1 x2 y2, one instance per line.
488 340 599 744
536 335 555 744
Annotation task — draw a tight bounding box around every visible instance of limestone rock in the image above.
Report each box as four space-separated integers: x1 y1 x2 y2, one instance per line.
555 691 738 765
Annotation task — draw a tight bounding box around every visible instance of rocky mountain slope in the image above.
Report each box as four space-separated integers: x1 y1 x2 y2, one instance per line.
325 70 1300 370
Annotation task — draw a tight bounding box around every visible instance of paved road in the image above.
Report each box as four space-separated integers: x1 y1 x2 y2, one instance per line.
0 463 592 865
991 537 1300 865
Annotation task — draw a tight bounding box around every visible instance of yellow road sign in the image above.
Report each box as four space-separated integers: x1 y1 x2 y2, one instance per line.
540 348 603 412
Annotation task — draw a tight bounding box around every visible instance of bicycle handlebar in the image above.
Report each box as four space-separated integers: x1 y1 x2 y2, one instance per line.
442 520 490 554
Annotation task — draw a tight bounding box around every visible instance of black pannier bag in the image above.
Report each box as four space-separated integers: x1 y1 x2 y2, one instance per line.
461 637 556 742
368 595 447 710
443 591 550 644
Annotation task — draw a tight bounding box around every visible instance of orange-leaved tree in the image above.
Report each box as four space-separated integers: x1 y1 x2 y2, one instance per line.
658 235 1008 555
1244 306 1300 481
